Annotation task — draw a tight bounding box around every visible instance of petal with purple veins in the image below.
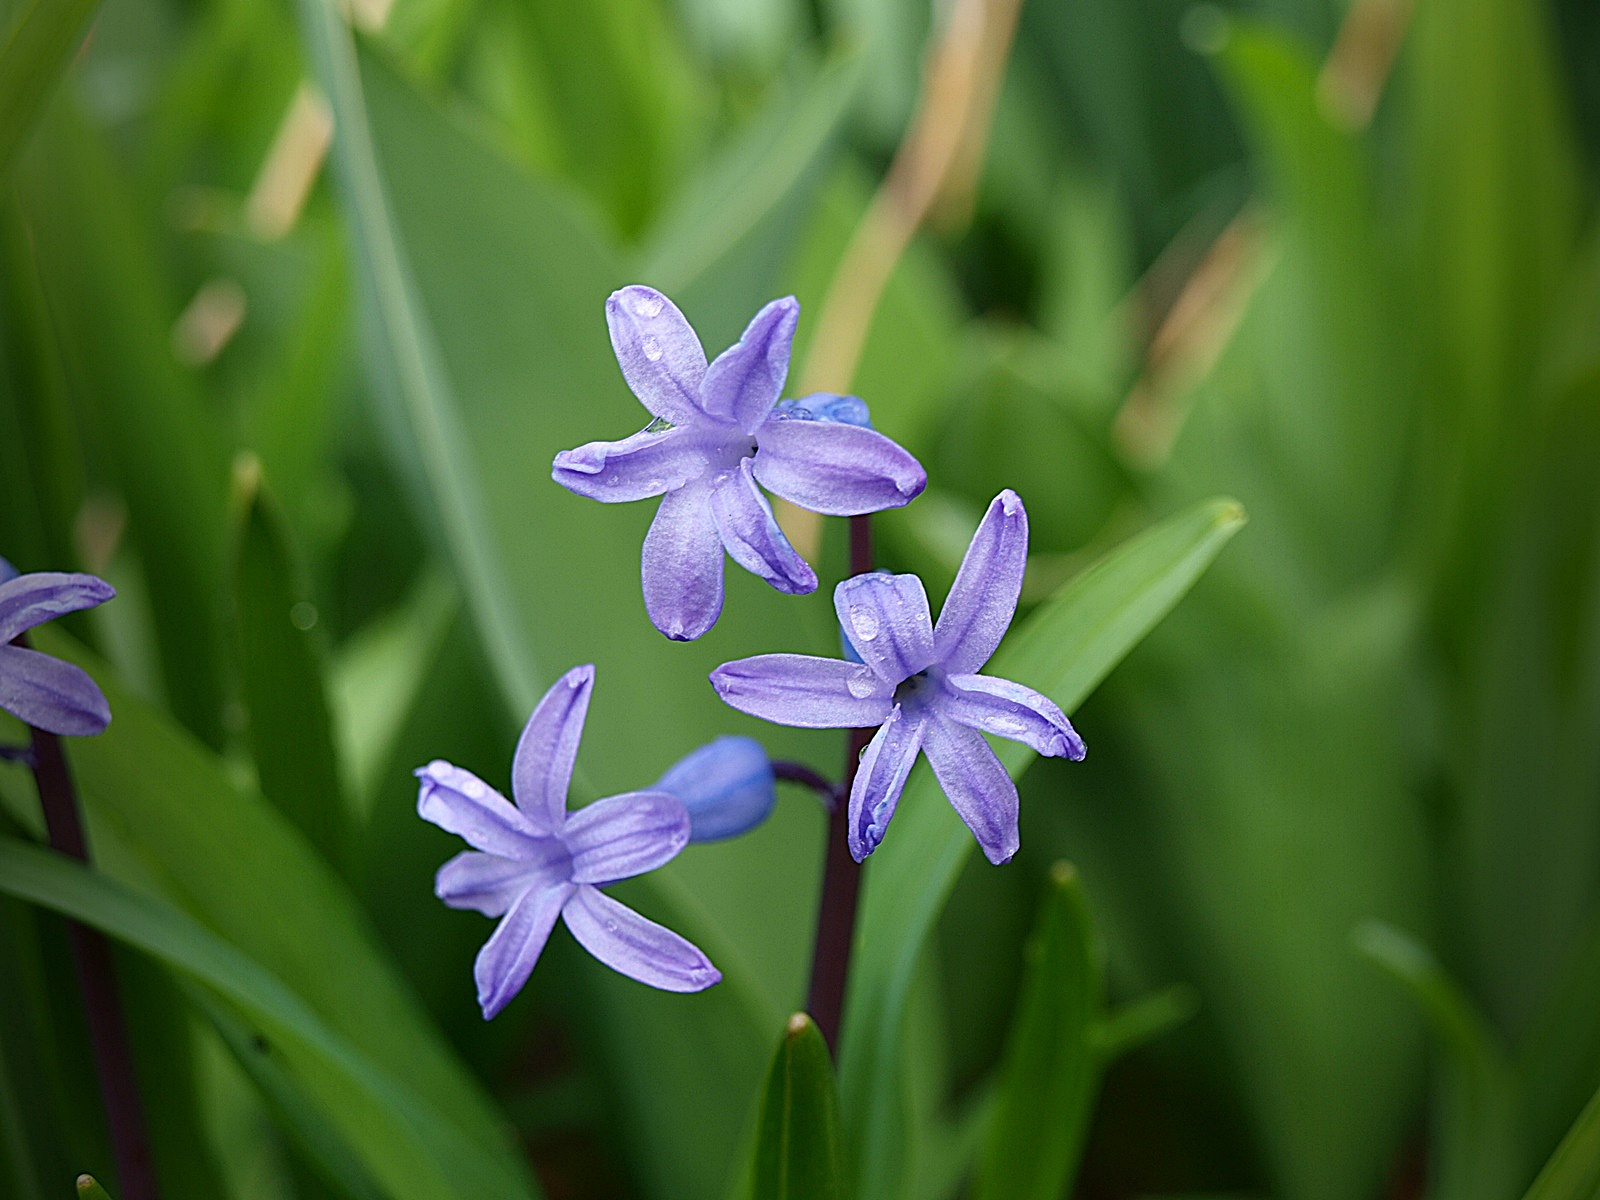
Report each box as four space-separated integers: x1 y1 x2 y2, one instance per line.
562 885 721 992
642 484 726 641
709 460 817 596
846 706 926 861
474 880 574 1019
0 572 116 644
511 665 594 828
563 791 690 885
699 297 798 431
415 759 547 856
941 673 1086 760
435 851 546 918
834 572 936 685
551 428 707 503
921 716 1019 865
753 418 926 516
0 643 112 736
933 490 1028 675
606 286 708 426
710 653 892 728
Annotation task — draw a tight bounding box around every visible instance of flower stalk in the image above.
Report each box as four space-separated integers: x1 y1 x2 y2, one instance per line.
29 721 159 1200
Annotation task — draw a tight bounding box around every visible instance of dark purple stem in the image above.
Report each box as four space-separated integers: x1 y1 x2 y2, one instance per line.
28 723 159 1200
806 513 874 1054
771 760 839 809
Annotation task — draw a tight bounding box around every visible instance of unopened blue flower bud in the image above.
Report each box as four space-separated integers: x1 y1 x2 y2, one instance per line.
0 557 16 583
772 392 874 428
656 736 776 842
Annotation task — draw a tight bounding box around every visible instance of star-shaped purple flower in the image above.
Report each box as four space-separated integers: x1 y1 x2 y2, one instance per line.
417 664 720 1018
709 491 1085 865
0 557 115 737
552 286 927 641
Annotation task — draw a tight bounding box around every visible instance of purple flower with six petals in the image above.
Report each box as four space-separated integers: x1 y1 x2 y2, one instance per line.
552 286 926 641
417 664 720 1018
709 491 1085 865
0 557 115 737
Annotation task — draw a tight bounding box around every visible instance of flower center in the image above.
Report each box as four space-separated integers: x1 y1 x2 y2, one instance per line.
893 667 944 712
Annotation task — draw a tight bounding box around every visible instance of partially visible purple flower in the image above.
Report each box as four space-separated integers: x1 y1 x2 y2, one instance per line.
552 287 926 641
655 735 776 842
0 561 115 737
709 491 1085 866
417 665 720 1018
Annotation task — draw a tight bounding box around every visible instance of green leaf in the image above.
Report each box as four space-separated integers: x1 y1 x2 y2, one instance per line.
1521 1081 1600 1200
28 628 538 1198
974 862 1100 1200
0 0 101 176
1355 922 1520 1200
0 839 534 1200
748 1014 847 1200
840 497 1245 1200
230 457 350 878
74 1175 114 1200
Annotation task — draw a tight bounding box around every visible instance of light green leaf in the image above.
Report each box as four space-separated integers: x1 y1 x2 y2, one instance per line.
974 862 1100 1200
1521 1081 1600 1200
0 839 533 1200
0 0 100 176
840 498 1245 1200
748 1014 846 1200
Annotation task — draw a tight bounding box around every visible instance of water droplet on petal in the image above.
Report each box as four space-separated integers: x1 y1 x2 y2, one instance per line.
605 921 620 934
846 671 878 699
642 335 663 362
850 608 880 642
987 715 1025 737
462 778 485 799
634 294 664 318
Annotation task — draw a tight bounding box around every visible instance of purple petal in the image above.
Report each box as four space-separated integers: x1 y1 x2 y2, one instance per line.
642 485 725 641
415 759 548 856
0 572 116 644
710 654 892 728
709 460 817 596
753 417 926 516
700 297 798 431
606 286 708 426
551 428 707 503
846 706 926 862
511 665 593 829
474 880 574 1019
562 791 690 885
436 850 549 917
0 644 112 736
933 490 1027 675
834 572 936 685
562 885 720 992
942 673 1086 760
921 716 1019 865
656 735 776 843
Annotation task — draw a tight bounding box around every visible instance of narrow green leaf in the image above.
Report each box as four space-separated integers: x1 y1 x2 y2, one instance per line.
1355 922 1519 1200
749 1014 847 1200
74 1175 113 1200
1093 984 1200 1063
974 862 1099 1200
1521 1082 1600 1200
230 456 349 878
840 498 1245 1200
0 840 533 1200
0 0 101 176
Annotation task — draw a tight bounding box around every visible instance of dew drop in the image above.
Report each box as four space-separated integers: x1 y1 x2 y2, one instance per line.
289 601 318 631
462 778 485 799
633 294 664 318
605 921 621 934
846 671 877 699
987 715 1025 737
641 335 664 361
850 608 880 642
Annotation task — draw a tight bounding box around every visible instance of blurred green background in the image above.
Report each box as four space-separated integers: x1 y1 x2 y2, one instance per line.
1 0 1598 1197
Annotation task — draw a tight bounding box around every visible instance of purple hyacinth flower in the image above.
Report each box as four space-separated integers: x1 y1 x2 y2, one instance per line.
709 490 1085 866
417 665 720 1017
655 735 776 843
552 286 927 641
0 561 115 737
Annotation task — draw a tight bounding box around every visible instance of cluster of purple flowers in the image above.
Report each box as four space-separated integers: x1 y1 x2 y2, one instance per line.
420 287 1086 1018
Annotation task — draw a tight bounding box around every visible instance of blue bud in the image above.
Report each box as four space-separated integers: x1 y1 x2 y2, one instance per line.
656 736 776 842
772 392 874 429
0 556 16 583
